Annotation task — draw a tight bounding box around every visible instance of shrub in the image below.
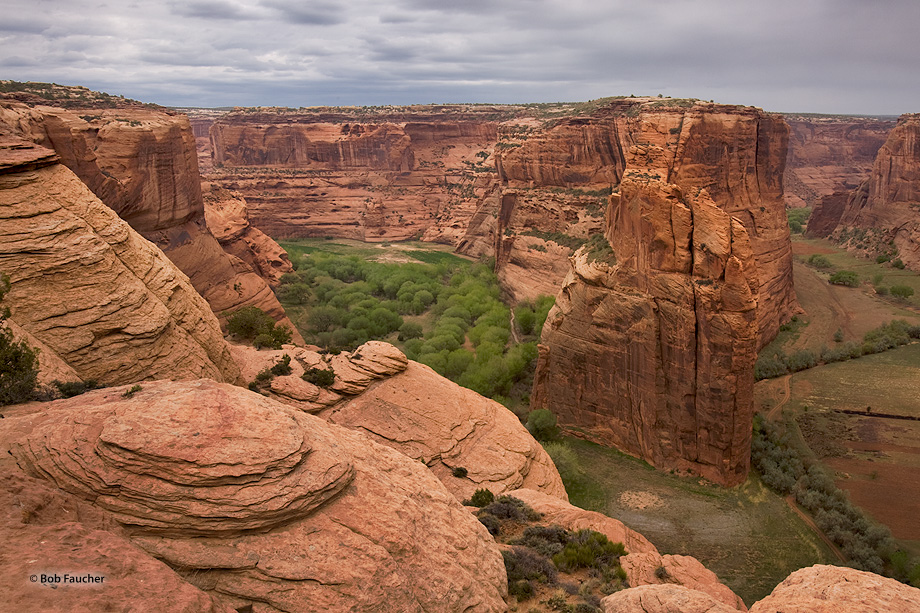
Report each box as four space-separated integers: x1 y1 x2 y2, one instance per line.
481 495 540 521
270 354 293 376
52 379 101 398
552 530 626 572
397 321 423 341
466 488 495 507
514 524 571 557
543 441 584 484
876 285 889 296
892 258 906 269
0 274 39 406
302 367 336 387
891 285 914 300
654 565 670 580
829 270 859 287
807 254 832 269
451 466 468 478
227 306 292 349
833 328 844 343
526 408 560 441
478 513 501 536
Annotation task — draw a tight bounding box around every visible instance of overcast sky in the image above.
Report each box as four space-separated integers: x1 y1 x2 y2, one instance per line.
1 0 917 114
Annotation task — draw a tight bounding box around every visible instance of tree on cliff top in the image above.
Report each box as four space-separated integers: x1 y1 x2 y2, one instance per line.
0 273 39 406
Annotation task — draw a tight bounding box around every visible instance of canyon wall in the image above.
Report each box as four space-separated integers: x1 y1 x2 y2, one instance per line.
808 114 920 270
531 177 759 486
0 101 297 335
783 115 894 209
0 138 240 385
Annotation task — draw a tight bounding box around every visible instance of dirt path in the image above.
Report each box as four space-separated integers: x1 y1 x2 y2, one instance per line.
783 495 847 563
766 375 792 421
509 308 521 344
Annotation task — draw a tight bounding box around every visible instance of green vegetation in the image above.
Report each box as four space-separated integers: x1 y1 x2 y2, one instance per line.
276 239 554 409
787 207 811 234
526 408 560 441
829 270 860 287
226 306 293 349
465 488 496 508
121 384 143 399
51 379 102 398
0 273 39 406
302 367 336 387
752 415 916 579
755 320 920 380
806 254 833 269
520 230 587 251
891 284 915 300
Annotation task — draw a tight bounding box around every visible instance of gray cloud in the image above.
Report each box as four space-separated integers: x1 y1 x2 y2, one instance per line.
0 0 916 114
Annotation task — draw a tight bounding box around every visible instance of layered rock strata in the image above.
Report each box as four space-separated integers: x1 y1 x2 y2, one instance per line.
783 115 894 209
0 473 233 613
8 380 508 613
232 341 567 502
0 139 240 385
0 101 296 332
531 177 759 486
809 114 920 270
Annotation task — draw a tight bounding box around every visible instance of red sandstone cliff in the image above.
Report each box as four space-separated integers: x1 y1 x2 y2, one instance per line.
808 114 920 269
0 138 241 385
531 177 759 486
0 101 299 337
783 115 894 210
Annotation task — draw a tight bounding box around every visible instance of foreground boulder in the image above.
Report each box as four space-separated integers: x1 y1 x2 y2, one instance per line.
748 565 920 613
0 138 240 385
7 380 507 612
234 341 568 502
620 552 746 610
602 584 739 613
0 473 233 613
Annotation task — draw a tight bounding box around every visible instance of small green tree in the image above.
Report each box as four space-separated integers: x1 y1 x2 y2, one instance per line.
526 409 560 441
891 285 915 301
226 306 291 349
829 270 860 287
0 274 39 406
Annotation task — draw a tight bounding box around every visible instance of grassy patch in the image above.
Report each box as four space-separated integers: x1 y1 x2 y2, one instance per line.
560 436 836 605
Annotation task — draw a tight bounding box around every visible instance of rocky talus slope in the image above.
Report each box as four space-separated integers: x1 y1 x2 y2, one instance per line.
0 138 240 385
532 177 759 486
0 101 297 334
809 114 920 270
783 115 894 209
233 341 567 502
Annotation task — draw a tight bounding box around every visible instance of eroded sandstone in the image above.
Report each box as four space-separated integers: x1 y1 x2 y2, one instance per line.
8 380 508 612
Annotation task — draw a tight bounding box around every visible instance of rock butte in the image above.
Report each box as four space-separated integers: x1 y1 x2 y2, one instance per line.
0 137 240 385
809 114 920 272
0 100 299 338
232 341 567 502
5 380 508 612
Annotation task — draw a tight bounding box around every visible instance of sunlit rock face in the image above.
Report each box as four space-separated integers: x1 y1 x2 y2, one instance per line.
0 101 296 333
531 177 759 486
0 138 240 385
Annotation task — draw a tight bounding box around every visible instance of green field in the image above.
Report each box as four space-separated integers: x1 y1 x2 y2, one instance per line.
560 437 837 605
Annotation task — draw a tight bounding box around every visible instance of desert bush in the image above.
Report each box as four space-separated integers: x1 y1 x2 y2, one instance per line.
302 367 335 387
503 547 557 600
451 466 468 478
552 530 626 572
892 258 906 269
829 270 860 287
891 284 914 300
481 495 541 522
807 254 832 269
270 354 293 376
466 488 495 507
527 408 560 441
52 379 101 398
228 306 292 349
478 513 501 536
0 274 39 406
514 524 572 557
543 441 584 484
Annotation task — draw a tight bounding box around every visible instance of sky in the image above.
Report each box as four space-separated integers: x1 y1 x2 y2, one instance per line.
1 0 917 114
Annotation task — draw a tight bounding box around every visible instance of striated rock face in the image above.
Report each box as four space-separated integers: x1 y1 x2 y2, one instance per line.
206 108 505 244
0 101 295 330
202 183 294 286
531 177 759 486
0 473 234 613
783 115 894 209
0 139 240 385
232 341 567 502
809 114 920 270
620 552 747 610
8 380 508 613
602 584 740 613
748 565 920 613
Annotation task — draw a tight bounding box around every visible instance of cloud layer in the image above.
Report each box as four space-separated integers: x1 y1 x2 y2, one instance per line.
2 0 917 113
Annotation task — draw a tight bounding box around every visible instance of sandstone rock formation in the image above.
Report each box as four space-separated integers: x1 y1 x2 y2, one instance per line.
0 473 233 613
7 380 508 612
0 138 240 385
602 584 740 613
620 552 747 610
748 565 920 613
531 177 759 486
0 101 297 333
809 114 920 271
202 183 294 286
232 341 567 502
783 115 894 209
